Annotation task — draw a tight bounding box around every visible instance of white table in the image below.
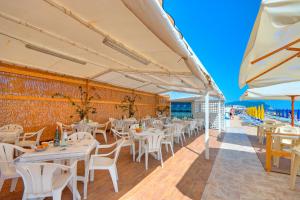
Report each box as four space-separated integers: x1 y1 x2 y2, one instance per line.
17 139 98 199
0 130 19 143
133 128 162 162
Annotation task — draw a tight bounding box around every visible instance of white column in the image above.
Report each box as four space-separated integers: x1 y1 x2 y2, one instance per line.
218 100 222 134
205 92 210 160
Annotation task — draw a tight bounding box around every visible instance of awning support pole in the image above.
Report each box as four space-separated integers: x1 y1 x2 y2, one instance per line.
205 91 210 160
218 100 222 135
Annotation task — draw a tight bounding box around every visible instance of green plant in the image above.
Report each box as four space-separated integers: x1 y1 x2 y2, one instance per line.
52 86 100 120
157 105 170 116
115 94 140 118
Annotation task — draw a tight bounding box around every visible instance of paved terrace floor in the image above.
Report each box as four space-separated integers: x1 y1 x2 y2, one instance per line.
202 118 300 200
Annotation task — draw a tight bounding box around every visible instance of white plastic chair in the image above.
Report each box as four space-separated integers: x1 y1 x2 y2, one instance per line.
142 132 164 170
68 131 94 141
161 125 175 157
189 120 198 136
0 143 27 192
93 121 110 143
72 123 91 133
111 129 135 161
16 161 78 200
89 139 124 192
173 123 185 146
0 124 23 144
290 145 300 190
152 120 164 130
273 126 300 167
18 127 45 148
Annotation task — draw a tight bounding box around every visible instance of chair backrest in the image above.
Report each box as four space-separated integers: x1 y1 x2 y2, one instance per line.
0 124 23 133
37 128 45 144
113 120 124 131
111 129 129 139
72 123 91 133
103 121 110 132
0 143 26 174
275 126 299 134
190 120 197 129
174 123 184 137
68 132 93 141
153 120 163 129
145 132 164 152
113 139 125 164
30 128 45 145
264 120 276 126
130 124 139 130
16 162 74 196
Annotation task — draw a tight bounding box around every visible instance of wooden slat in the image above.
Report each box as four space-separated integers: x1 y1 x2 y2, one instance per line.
251 38 300 64
0 62 158 97
0 95 155 106
246 51 300 84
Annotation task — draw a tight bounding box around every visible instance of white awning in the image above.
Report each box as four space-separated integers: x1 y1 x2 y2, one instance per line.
0 0 223 98
239 0 300 89
241 81 300 100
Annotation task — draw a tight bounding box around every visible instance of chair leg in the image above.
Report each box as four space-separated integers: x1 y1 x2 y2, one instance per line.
52 190 62 200
132 143 135 162
290 154 300 190
0 178 4 192
114 165 119 181
170 143 174 157
160 148 164 168
90 169 95 182
180 136 183 147
102 132 108 143
145 150 149 170
10 177 18 192
108 168 119 192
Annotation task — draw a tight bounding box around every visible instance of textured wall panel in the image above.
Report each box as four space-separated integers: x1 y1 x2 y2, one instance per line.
0 69 169 141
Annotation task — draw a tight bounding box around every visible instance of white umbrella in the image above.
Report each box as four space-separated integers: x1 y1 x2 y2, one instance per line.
241 81 300 125
239 0 300 89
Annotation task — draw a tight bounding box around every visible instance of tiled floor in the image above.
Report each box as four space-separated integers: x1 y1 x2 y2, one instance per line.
202 118 300 200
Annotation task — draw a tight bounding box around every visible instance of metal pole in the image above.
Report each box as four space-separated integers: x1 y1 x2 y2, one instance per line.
205 92 210 160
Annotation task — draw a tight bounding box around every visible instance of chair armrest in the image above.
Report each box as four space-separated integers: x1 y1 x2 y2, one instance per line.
96 140 118 149
20 132 36 141
91 149 117 158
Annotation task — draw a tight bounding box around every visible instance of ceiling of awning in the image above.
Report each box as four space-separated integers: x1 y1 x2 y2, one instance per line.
0 0 223 98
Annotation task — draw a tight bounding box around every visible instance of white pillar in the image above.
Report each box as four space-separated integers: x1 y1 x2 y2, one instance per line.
205 92 210 160
218 100 222 134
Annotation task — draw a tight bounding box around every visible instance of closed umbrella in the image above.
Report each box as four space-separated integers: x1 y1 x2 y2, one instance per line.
241 81 300 126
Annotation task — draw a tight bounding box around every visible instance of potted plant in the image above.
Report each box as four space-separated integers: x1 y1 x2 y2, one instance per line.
115 93 140 118
52 86 100 121
157 105 170 116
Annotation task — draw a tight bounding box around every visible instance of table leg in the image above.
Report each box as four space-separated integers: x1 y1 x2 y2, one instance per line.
265 132 272 172
83 157 89 199
68 159 81 200
137 139 142 162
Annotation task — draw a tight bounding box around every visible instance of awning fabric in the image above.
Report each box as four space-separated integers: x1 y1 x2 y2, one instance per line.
241 81 300 100
0 0 223 98
239 0 300 89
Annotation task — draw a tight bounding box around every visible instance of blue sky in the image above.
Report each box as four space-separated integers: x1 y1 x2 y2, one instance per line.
163 0 300 109
163 0 261 101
